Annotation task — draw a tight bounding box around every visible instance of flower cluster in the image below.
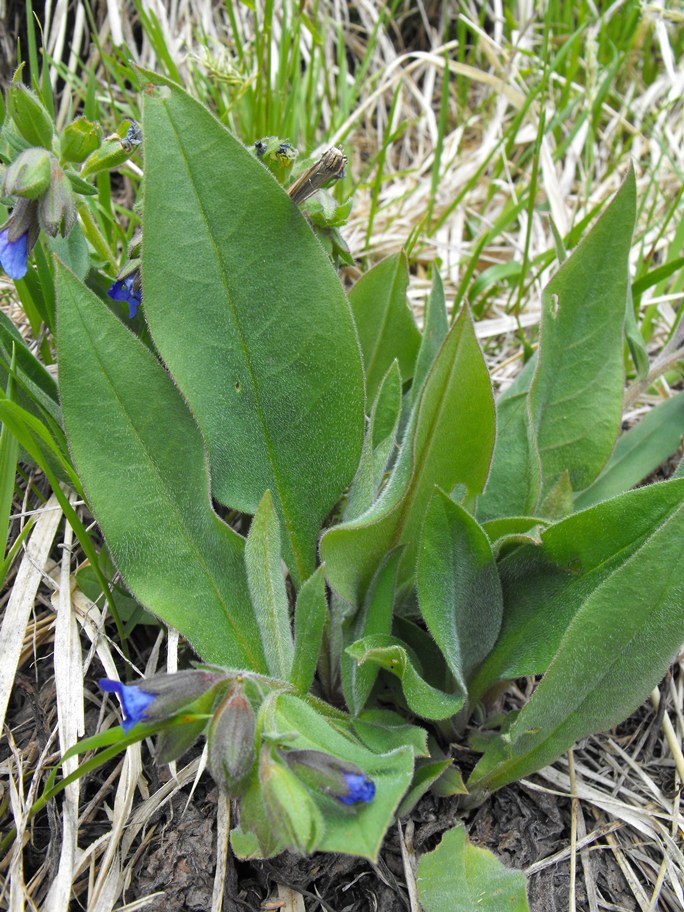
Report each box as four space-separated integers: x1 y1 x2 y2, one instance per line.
97 671 376 833
0 148 76 280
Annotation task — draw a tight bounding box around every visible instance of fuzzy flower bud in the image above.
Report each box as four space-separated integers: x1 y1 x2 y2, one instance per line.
2 148 52 199
207 682 256 795
38 158 77 237
80 126 138 178
7 79 54 149
99 668 229 733
280 748 376 805
61 116 103 163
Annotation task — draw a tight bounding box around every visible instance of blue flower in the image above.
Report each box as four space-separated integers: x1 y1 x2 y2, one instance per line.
0 226 29 280
337 771 376 805
99 678 156 732
108 272 142 318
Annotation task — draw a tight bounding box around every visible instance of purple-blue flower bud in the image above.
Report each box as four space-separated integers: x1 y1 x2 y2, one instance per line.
0 199 40 279
99 669 228 733
281 748 375 805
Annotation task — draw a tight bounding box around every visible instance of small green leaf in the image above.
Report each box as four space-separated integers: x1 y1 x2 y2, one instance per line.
469 478 684 794
538 469 573 519
412 268 448 403
344 362 402 522
0 349 19 561
291 566 327 693
322 305 495 604
342 549 403 714
349 251 421 402
45 222 90 280
417 824 530 912
371 359 403 488
346 634 464 720
574 391 684 509
0 310 60 424
430 764 467 797
417 489 503 697
245 491 294 680
482 516 546 557
624 283 649 379
57 263 265 671
397 758 452 817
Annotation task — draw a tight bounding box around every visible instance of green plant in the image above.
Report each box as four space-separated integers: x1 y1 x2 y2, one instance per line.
1 72 683 904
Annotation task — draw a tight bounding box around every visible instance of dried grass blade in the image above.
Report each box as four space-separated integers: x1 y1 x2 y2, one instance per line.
0 495 63 732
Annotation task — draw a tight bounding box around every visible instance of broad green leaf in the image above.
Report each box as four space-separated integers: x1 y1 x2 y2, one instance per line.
349 251 420 402
529 168 636 499
245 491 294 680
469 478 684 794
234 693 414 861
417 824 530 912
342 548 403 715
417 489 503 697
291 566 327 693
56 263 266 671
142 84 364 584
346 635 464 720
469 479 684 704
478 358 540 520
412 268 448 403
574 391 684 509
322 306 495 605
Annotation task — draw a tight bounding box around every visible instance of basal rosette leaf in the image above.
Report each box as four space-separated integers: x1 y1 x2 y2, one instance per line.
57 263 266 671
141 84 364 584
